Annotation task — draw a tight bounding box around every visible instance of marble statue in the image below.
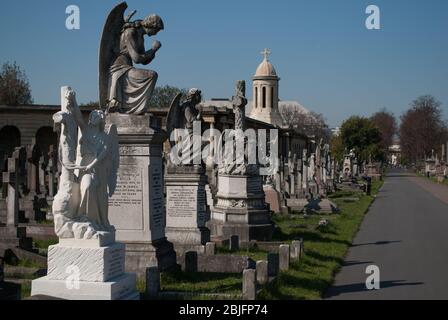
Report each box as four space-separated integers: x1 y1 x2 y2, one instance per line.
166 88 203 165
217 81 258 176
52 87 119 240
99 2 164 115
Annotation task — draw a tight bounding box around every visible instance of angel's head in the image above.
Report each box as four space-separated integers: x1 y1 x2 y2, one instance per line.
186 88 202 105
142 14 164 36
88 110 106 131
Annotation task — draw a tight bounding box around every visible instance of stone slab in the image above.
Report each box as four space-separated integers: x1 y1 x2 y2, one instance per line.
47 243 125 282
31 273 139 300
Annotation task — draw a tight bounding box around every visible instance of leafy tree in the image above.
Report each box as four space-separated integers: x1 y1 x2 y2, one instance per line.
79 101 100 109
0 62 33 105
399 95 448 163
330 134 344 163
148 85 188 109
339 116 383 162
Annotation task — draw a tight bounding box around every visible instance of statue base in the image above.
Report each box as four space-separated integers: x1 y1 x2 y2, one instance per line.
31 274 139 300
31 235 139 300
208 175 273 242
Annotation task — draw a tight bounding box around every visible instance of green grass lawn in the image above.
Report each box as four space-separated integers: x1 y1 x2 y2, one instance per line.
158 180 382 300
257 180 383 299
416 171 448 186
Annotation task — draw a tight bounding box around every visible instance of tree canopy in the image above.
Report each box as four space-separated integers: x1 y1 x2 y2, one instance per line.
0 62 33 105
370 108 397 152
148 85 188 109
339 116 383 162
399 95 447 163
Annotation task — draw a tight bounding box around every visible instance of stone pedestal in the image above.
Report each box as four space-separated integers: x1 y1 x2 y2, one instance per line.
165 166 210 256
105 114 176 276
208 175 273 242
31 235 139 300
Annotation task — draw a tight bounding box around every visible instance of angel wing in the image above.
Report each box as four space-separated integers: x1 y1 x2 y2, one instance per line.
105 124 120 197
99 2 128 108
166 93 183 147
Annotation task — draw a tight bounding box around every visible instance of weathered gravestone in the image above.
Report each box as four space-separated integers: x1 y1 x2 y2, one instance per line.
164 89 211 256
208 81 273 242
106 113 177 275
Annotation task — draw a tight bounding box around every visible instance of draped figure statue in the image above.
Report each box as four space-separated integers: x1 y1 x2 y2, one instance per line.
52 87 119 240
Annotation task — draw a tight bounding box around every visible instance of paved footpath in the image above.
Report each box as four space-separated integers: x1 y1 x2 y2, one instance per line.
325 169 448 300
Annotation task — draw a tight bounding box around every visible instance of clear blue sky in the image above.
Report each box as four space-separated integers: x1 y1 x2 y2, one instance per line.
1 0 447 127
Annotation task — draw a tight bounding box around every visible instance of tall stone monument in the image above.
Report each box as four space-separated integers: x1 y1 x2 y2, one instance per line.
208 81 273 242
31 87 139 300
163 89 211 256
100 2 176 275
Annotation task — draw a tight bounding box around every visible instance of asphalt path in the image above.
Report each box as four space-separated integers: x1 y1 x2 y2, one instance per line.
325 169 448 300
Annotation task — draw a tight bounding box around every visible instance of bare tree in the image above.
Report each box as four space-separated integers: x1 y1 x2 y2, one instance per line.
281 107 330 142
0 62 33 105
371 108 397 151
399 95 448 163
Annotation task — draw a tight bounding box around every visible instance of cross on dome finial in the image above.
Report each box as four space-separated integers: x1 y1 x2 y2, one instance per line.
261 48 271 61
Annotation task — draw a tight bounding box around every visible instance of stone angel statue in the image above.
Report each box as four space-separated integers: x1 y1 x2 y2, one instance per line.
99 2 164 115
52 87 119 240
166 88 203 166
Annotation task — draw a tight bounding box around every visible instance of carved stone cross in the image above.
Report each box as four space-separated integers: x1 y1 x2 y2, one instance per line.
261 48 271 61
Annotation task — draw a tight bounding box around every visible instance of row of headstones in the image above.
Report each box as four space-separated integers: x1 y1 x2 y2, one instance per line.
142 239 304 300
0 141 59 225
273 148 337 214
202 144 337 213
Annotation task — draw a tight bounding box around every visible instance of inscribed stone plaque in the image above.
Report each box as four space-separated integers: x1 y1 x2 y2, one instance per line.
109 165 144 230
